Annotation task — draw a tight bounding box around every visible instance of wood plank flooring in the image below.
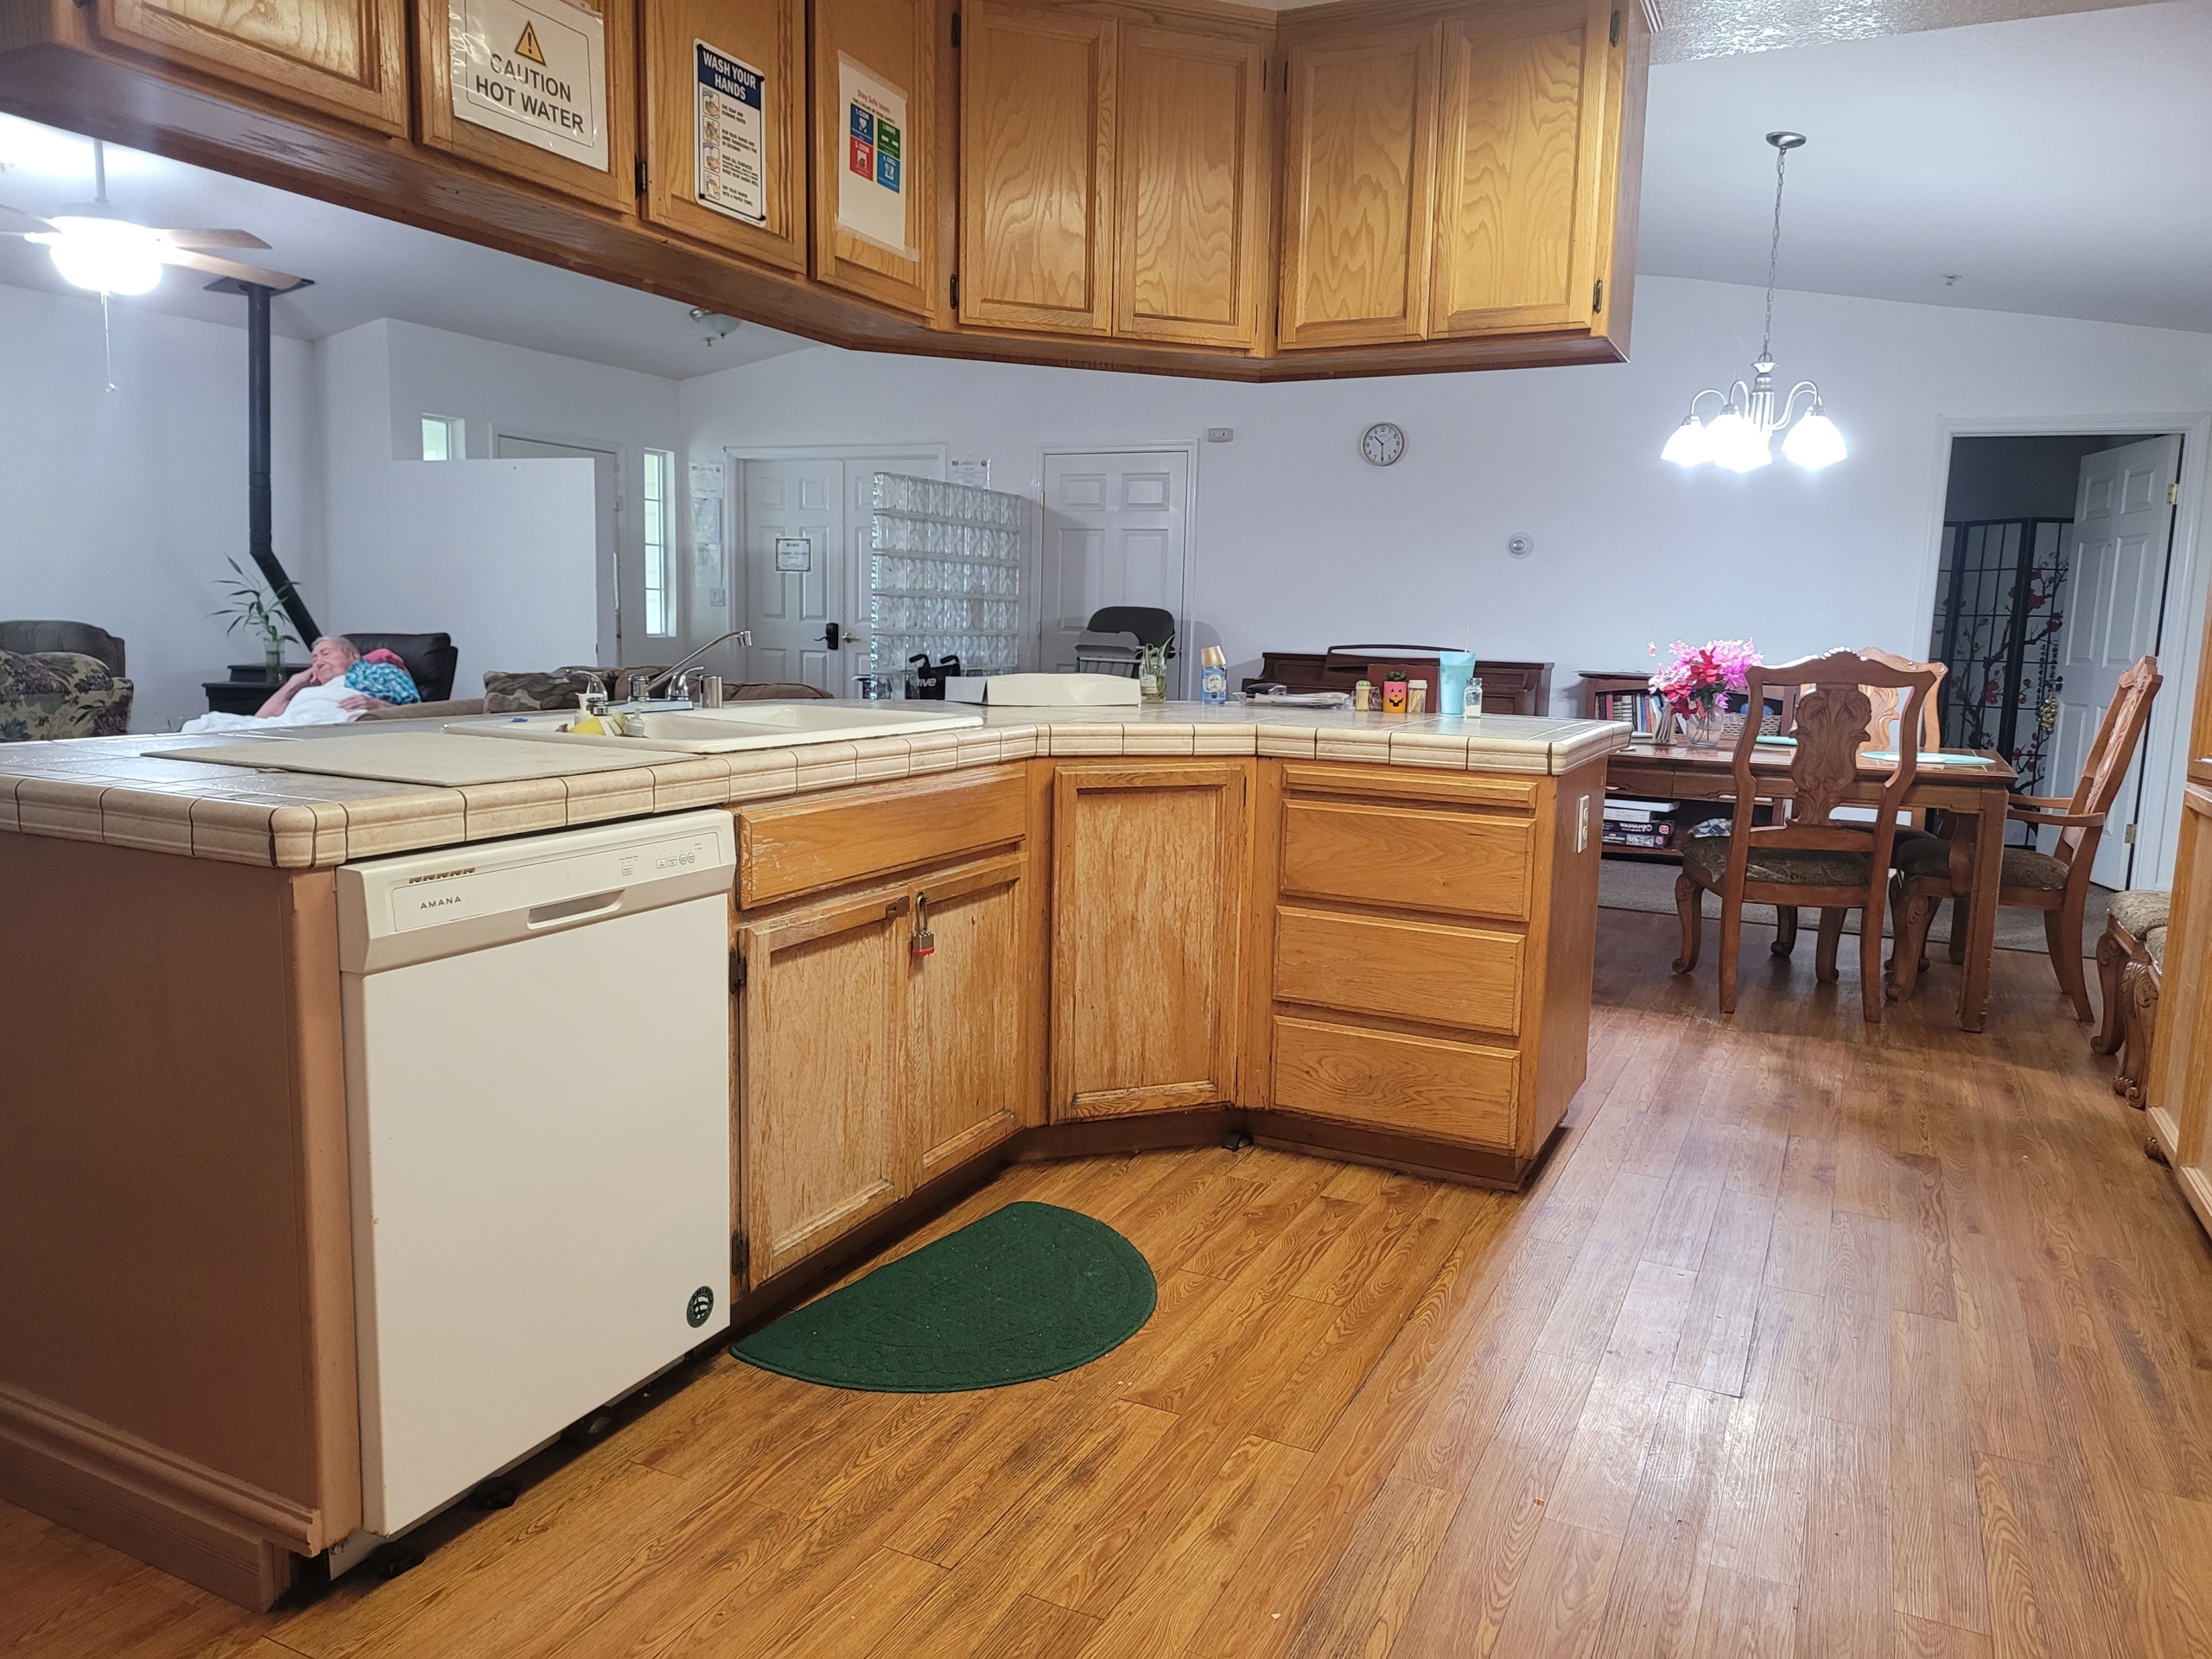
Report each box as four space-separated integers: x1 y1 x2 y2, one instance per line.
10 909 2212 1658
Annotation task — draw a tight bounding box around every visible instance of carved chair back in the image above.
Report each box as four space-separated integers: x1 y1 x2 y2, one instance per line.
2055 655 2163 868
1728 651 1938 887
1847 647 1946 753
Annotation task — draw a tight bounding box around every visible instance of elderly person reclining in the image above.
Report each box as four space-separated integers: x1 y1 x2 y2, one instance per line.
181 635 421 733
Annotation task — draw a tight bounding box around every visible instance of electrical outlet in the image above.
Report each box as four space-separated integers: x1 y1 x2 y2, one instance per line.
1577 794 1590 852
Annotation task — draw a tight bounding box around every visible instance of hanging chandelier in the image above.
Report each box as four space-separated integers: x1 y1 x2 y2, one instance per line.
1662 131 1846 473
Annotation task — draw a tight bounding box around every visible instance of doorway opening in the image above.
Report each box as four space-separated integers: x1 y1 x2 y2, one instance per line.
1930 431 2184 887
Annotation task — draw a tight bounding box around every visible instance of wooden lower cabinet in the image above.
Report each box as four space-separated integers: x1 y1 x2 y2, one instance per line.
1052 760 1249 1120
734 845 1030 1288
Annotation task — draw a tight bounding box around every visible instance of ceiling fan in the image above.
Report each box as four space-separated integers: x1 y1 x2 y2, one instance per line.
0 138 303 296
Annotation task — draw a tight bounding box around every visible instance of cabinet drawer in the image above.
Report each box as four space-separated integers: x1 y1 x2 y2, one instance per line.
1274 906 1522 1035
1272 1016 1516 1148
738 769 1026 906
1281 799 1534 919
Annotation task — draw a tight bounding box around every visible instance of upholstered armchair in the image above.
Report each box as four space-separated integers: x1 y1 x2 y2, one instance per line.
0 647 134 741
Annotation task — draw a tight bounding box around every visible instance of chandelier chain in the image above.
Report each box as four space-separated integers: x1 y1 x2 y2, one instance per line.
1761 141 1787 364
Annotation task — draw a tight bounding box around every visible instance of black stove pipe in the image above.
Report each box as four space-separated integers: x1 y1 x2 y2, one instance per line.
216 276 321 645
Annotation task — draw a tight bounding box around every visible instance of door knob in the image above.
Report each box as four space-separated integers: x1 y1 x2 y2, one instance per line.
821 622 843 650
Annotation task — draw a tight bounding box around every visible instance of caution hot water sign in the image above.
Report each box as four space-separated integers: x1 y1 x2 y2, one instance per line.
451 0 608 171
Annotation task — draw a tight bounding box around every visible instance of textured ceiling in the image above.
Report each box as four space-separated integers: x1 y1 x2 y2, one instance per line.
1642 0 2170 61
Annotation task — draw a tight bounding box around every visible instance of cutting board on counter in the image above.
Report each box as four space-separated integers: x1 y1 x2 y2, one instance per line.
173 732 669 788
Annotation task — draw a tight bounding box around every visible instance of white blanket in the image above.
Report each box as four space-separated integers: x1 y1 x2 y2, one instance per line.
181 677 365 734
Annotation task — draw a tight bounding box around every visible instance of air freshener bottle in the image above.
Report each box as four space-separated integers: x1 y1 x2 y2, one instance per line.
1198 645 1229 704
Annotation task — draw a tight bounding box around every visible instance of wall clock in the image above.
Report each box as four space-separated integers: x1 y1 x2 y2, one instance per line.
1361 422 1406 467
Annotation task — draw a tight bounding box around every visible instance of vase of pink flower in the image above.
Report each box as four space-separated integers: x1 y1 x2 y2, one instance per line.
1649 639 1761 747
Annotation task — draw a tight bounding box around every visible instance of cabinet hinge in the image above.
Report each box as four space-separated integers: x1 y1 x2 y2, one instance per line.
634 156 646 196
950 273 960 309
729 945 747 993
950 10 960 47
731 1232 750 1275
1593 278 1605 314
1610 9 1620 46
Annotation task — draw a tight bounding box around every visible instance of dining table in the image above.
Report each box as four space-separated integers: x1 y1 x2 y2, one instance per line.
1607 739 2021 1032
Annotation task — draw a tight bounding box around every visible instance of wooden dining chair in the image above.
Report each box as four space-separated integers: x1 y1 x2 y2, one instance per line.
1675 651 1939 1022
1891 654 2163 1021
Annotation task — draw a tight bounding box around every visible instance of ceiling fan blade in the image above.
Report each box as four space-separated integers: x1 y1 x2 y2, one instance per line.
162 246 308 290
0 202 57 233
154 228 271 251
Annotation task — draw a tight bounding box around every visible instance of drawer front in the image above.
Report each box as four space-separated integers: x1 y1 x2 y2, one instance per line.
1274 906 1522 1035
739 768 1027 907
1281 764 1540 811
1281 799 1535 919
1272 1015 1516 1148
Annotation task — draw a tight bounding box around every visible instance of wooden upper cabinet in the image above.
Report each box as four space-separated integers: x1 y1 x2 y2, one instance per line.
958 2 1116 336
813 0 939 316
1114 23 1268 348
640 0 805 270
94 0 408 133
415 0 638 213
1428 0 1622 336
1276 20 1440 349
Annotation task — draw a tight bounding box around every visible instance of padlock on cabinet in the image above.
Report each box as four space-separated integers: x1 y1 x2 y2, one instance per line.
910 892 936 959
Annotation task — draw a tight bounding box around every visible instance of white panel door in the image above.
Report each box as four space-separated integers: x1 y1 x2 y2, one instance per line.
2052 433 2182 888
494 435 625 666
741 459 843 692
1040 450 1191 696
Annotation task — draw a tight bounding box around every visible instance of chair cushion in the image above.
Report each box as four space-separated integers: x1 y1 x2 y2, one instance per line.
1681 831 1872 889
0 620 124 677
2110 889 2171 938
1893 834 2070 891
0 650 134 741
2146 925 2167 969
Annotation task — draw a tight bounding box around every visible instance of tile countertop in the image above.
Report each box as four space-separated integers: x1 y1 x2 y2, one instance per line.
0 702 1631 870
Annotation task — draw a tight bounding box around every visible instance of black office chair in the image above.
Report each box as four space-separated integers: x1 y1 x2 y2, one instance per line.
1075 607 1176 677
346 632 459 702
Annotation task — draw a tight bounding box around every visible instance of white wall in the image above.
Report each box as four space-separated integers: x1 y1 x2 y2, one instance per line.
324 460 599 691
0 282 321 731
683 274 2212 878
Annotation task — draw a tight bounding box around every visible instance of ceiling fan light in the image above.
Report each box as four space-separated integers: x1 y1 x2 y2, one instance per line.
1783 410 1847 469
38 217 162 296
1661 415 1712 467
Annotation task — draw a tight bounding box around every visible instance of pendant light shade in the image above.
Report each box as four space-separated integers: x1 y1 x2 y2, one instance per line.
1781 408 1847 469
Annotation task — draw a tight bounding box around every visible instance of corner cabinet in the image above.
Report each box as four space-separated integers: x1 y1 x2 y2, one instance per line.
957 2 1271 351
91 0 409 133
1278 0 1646 355
641 0 807 270
1051 761 1249 1120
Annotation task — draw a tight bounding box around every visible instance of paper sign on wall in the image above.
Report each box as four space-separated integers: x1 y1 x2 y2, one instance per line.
694 41 767 226
451 0 608 170
773 537 812 572
835 55 913 257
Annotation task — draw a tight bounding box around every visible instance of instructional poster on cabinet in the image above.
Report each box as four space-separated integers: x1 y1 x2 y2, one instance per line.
450 0 608 170
835 55 912 256
693 41 767 226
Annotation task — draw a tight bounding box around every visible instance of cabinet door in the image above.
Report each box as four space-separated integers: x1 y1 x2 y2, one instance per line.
906 854 1026 1179
1052 762 1247 1120
641 0 805 270
813 0 939 316
1275 21 1440 349
736 887 904 1286
958 2 1116 335
95 0 408 133
1428 0 1618 337
1114 24 1268 348
415 0 639 213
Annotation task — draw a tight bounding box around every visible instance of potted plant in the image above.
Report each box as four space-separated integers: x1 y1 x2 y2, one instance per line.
1649 639 1760 747
212 557 301 683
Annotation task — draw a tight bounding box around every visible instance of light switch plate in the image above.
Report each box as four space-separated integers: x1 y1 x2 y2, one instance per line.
1577 794 1589 852
1205 428 1234 443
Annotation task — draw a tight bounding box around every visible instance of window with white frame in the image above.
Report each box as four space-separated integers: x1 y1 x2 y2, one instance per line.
643 448 676 638
421 415 466 461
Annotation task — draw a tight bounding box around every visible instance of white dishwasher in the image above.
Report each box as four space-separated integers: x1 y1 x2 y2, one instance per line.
337 811 736 1539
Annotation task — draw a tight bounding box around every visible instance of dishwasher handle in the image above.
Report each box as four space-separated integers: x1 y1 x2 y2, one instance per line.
527 890 625 929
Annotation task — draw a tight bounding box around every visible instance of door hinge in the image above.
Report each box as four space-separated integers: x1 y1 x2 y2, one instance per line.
731 1233 750 1275
1610 8 1620 45
729 946 747 993
634 156 646 196
950 10 960 47
2126 823 2139 844
1593 278 1605 314
950 273 960 309
2172 482 2182 506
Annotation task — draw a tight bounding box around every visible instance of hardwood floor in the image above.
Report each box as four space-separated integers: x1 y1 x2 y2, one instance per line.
9 909 2212 1657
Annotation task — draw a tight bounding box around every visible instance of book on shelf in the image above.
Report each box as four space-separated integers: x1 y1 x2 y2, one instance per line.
1602 826 1675 849
1602 796 1675 823
1594 688 1665 738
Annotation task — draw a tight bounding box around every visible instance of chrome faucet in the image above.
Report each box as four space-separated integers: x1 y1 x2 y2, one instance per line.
636 630 753 704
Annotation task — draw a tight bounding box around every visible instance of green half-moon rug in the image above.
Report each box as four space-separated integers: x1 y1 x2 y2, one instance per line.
730 1201 1157 1392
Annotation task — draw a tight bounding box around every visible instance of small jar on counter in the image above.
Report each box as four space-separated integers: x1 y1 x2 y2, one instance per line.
1408 679 1428 715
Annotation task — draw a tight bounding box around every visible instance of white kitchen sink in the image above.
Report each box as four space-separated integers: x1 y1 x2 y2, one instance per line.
448 701 984 754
